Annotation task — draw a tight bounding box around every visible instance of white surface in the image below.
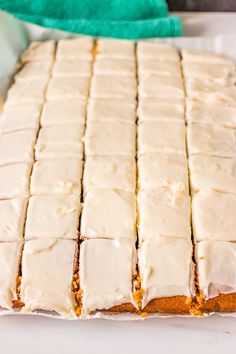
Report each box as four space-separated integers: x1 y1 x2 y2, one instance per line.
1 10 236 354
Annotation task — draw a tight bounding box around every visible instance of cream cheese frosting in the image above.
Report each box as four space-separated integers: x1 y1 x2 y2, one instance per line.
0 164 31 199
21 239 76 318
84 122 136 157
138 122 186 155
138 238 195 307
80 189 136 240
87 98 136 124
0 242 22 309
35 142 84 160
138 98 184 122
182 49 234 65
1 104 41 134
52 60 92 77
0 198 28 241
137 42 179 61
192 190 236 242
90 75 137 99
186 100 236 128
41 100 86 126
138 60 181 76
138 153 188 191
187 123 236 158
138 187 191 241
80 238 136 314
196 240 236 299
31 159 83 196
83 156 136 194
0 130 37 166
21 41 55 63
96 39 135 59
189 155 236 194
25 195 81 240
56 38 93 60
46 77 89 101
15 61 53 81
139 75 184 99
94 58 135 76
37 124 85 145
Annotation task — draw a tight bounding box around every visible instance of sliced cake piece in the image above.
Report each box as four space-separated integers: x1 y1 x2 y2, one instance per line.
0 164 31 199
21 41 55 63
138 75 184 99
138 98 184 122
56 38 93 60
96 39 135 59
182 49 234 65
90 75 137 99
46 77 89 101
137 42 179 61
94 58 135 76
52 60 92 77
15 61 53 81
138 60 181 77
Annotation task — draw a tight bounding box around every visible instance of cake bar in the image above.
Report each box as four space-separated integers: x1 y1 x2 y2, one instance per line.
0 164 31 199
90 75 137 99
52 60 92 78
138 98 184 122
137 42 179 61
56 38 93 60
95 38 135 59
94 58 135 76
21 41 55 63
15 61 53 81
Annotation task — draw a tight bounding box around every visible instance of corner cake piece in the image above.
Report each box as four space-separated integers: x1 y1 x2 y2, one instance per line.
94 58 135 76
189 155 236 194
31 159 83 196
138 187 191 242
96 39 135 59
0 130 37 166
83 156 136 194
196 240 236 312
79 238 137 314
0 242 22 309
138 98 184 122
0 198 28 241
90 75 137 99
0 104 42 134
138 238 195 312
87 98 136 124
0 164 31 199
181 49 234 65
138 122 186 155
21 239 77 318
56 38 93 60
137 42 179 61
192 190 236 242
138 75 184 99
80 189 136 241
138 153 188 190
41 100 86 126
21 41 55 63
84 122 136 157
52 60 92 78
25 195 81 240
46 77 90 101
187 123 236 158
15 61 53 81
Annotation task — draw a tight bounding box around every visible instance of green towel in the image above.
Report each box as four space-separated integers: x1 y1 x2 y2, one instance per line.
0 0 182 39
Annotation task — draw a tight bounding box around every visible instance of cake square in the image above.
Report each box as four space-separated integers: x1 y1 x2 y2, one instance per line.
181 49 234 65
84 122 136 157
31 159 83 196
52 60 92 77
80 238 136 314
25 195 81 240
0 198 28 241
87 98 136 124
1 104 41 134
96 39 135 59
192 190 236 242
56 38 93 60
138 153 188 190
189 155 236 194
0 163 31 199
35 125 84 160
0 130 36 166
94 58 135 76
15 61 52 81
138 238 194 307
138 187 191 241
41 100 86 126
83 156 136 194
21 239 76 317
138 122 186 155
186 100 236 128
0 242 22 309
21 41 55 63
80 189 136 240
5 79 48 106
138 75 184 99
46 77 89 101
90 75 137 99
187 123 236 158
138 60 181 77
196 240 236 299
138 98 184 122
137 42 179 61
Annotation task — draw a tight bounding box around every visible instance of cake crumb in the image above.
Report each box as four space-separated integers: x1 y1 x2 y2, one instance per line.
185 297 192 305
140 311 148 318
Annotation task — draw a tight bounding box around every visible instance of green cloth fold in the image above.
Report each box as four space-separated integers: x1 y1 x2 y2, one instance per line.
0 0 182 39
